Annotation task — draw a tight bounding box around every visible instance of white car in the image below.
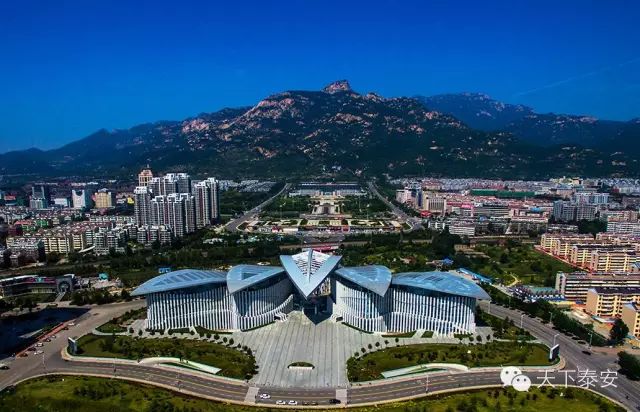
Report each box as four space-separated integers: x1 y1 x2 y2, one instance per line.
259 393 271 399
35 350 44 355
35 343 44 347
275 400 286 405
288 400 298 405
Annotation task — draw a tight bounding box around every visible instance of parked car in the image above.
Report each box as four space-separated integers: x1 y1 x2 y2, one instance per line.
288 400 298 405
259 393 271 399
275 400 286 405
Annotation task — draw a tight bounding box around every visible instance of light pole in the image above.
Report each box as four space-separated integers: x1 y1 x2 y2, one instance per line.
520 313 525 329
553 333 560 346
588 331 593 349
487 302 491 315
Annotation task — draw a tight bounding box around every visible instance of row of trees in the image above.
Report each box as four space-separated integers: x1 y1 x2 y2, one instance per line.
70 289 130 306
486 286 609 346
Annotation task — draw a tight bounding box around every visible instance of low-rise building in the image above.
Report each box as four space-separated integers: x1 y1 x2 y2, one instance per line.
585 287 640 318
0 274 75 298
556 272 640 303
588 251 640 273
621 302 640 338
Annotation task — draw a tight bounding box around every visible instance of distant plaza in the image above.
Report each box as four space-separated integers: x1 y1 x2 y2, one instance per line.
237 182 405 235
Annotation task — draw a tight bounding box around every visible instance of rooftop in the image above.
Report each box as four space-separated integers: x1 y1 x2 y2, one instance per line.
227 265 286 294
334 266 392 296
392 271 491 300
280 249 342 298
131 269 227 296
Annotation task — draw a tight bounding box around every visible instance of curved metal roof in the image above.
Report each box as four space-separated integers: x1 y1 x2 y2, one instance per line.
334 266 392 296
280 250 341 298
131 269 227 296
227 265 286 294
391 271 491 300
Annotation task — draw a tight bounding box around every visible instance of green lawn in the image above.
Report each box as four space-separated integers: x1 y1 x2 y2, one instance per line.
0 376 624 412
76 334 256 380
476 309 534 341
95 323 127 333
347 341 552 382
96 307 146 334
467 243 575 286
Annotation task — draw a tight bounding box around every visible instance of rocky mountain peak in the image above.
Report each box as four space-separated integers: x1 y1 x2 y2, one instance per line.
322 80 353 94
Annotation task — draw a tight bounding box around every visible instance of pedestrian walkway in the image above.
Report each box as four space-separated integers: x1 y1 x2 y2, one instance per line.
230 311 463 389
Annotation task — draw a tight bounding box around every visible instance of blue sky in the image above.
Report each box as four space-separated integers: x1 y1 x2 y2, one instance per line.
1 0 639 151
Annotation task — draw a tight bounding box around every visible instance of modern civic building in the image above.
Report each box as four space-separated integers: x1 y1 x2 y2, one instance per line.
132 250 490 336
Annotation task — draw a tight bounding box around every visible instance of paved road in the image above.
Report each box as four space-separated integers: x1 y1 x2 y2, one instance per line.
0 300 144 390
366 181 422 231
2 299 638 410
225 183 291 232
482 302 640 411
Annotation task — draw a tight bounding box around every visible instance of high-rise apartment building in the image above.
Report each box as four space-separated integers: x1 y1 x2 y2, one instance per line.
194 178 220 228
134 186 152 226
71 189 93 209
94 189 116 208
148 173 191 197
138 167 154 187
30 185 51 209
150 193 196 238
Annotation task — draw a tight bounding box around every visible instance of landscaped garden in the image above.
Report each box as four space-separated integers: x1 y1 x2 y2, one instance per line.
476 308 534 341
464 243 575 286
75 334 256 379
0 375 624 412
347 341 552 382
96 307 146 334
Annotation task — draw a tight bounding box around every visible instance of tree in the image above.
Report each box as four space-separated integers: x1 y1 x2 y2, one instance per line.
618 351 640 380
120 289 131 301
610 319 629 345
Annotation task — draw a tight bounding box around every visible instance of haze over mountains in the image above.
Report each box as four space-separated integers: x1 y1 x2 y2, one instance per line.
417 93 640 150
1 81 638 178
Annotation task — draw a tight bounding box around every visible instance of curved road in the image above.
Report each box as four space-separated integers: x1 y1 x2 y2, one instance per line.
1 300 638 410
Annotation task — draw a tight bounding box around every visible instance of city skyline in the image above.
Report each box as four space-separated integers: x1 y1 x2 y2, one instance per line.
1 0 639 151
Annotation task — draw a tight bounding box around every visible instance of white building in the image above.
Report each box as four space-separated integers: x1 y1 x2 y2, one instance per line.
133 250 489 335
71 189 93 209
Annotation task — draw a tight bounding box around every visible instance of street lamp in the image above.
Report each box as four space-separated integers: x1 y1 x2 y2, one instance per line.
553 333 560 346
588 331 593 349
520 314 525 329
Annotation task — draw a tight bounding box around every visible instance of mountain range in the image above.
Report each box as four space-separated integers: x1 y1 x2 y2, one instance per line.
1 81 638 179
417 93 640 151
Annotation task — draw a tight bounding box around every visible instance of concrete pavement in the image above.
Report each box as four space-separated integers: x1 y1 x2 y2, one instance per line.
1 298 636 410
